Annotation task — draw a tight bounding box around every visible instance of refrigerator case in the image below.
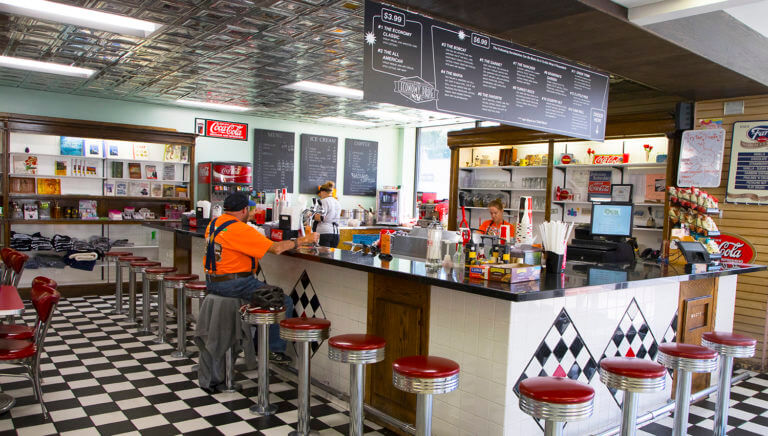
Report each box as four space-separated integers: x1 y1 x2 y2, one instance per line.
376 189 401 225
197 161 253 208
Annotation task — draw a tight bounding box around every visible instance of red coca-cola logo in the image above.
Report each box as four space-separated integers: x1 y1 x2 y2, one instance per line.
198 163 211 183
593 154 625 164
712 233 756 264
212 164 252 183
204 120 248 140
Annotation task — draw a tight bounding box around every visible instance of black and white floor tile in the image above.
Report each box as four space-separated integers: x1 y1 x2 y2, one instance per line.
638 371 768 436
2 295 768 435
0 295 395 436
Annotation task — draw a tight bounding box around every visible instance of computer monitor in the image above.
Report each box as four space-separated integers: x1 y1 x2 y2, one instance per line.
590 203 634 238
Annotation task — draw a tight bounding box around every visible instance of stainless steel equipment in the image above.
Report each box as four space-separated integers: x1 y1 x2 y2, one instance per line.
376 188 401 225
390 227 461 259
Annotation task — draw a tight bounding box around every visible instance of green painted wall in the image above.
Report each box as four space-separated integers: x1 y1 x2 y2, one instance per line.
0 86 407 212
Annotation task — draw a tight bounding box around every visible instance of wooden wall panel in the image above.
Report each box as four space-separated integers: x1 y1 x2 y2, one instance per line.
694 95 768 369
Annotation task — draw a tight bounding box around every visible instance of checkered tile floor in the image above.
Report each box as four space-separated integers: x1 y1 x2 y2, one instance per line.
2 295 768 435
638 370 768 436
0 295 396 436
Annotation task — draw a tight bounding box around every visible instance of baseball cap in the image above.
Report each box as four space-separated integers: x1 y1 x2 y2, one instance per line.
223 192 256 211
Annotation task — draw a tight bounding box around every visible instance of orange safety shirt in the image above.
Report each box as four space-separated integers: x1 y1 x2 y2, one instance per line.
204 214 274 274
479 219 513 236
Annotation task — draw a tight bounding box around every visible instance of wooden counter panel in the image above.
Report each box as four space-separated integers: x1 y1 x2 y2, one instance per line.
674 277 717 395
366 273 430 431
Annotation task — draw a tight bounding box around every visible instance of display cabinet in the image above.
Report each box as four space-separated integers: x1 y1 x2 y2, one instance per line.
0 113 196 292
447 112 682 254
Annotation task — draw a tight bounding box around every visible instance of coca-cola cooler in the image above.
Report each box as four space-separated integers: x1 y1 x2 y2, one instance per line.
197 161 253 208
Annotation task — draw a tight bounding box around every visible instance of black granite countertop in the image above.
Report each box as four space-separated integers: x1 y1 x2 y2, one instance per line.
145 222 765 302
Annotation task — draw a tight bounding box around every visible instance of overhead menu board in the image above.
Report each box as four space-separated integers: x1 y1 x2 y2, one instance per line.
726 121 768 204
344 139 378 196
363 0 609 141
299 134 338 194
253 129 295 192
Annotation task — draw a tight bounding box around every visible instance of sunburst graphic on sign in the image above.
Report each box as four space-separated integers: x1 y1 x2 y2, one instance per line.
457 30 466 40
365 31 376 45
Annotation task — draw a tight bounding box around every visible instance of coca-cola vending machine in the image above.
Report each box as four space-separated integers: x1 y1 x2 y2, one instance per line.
197 161 253 209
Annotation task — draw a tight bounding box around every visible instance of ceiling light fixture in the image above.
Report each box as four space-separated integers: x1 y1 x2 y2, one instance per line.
0 55 95 78
357 109 414 122
282 81 364 100
318 117 377 127
176 100 251 112
0 0 163 38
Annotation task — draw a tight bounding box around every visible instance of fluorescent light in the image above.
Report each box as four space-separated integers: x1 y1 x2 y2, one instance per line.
0 55 95 78
0 0 163 37
282 81 363 99
318 117 376 127
357 109 414 122
176 100 251 112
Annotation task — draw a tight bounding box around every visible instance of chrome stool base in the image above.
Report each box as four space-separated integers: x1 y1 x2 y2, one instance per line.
250 403 277 416
288 431 319 436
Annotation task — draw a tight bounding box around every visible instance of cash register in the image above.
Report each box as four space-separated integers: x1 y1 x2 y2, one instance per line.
567 203 635 263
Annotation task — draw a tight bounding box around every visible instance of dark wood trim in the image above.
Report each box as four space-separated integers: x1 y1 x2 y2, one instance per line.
447 147 460 231
545 139 555 222
1 113 195 145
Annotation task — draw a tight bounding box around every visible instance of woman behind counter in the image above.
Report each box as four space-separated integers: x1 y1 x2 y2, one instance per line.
479 199 513 236
314 181 341 247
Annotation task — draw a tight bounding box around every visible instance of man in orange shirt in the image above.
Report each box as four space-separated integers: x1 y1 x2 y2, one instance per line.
205 192 318 360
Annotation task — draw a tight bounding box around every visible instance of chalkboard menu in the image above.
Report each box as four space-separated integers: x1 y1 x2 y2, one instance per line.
344 139 378 196
254 129 295 192
299 134 338 194
363 0 609 141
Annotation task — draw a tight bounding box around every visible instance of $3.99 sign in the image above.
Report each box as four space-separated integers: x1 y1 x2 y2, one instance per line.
712 233 756 264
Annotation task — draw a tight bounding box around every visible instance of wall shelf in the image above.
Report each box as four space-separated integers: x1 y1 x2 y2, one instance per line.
9 193 190 202
9 219 181 225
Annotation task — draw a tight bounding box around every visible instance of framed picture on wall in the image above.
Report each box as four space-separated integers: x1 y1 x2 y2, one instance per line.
611 184 633 203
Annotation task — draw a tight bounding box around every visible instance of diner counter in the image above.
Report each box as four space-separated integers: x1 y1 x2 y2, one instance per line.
148 221 760 435
143 222 763 302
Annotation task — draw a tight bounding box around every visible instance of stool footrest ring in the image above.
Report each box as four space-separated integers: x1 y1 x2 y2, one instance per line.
392 372 459 395
519 394 594 422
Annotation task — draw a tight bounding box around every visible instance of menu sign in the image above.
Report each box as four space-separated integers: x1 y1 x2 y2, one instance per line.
254 129 295 192
343 139 378 196
727 121 768 203
299 134 338 194
363 0 609 141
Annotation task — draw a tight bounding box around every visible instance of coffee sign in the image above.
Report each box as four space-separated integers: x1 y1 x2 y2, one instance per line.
712 233 756 264
195 118 248 141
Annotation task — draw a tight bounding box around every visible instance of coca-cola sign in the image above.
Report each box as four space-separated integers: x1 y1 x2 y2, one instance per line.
194 118 248 141
712 233 756 264
592 154 628 164
212 163 252 183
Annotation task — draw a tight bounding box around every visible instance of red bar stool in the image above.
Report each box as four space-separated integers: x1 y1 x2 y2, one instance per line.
143 267 178 342
393 355 460 436
117 256 146 322
329 334 386 436
171 280 205 358
657 343 719 436
518 376 594 436
160 274 198 347
280 317 331 436
702 332 757 436
105 251 132 314
241 306 286 416
129 261 161 333
600 357 666 436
